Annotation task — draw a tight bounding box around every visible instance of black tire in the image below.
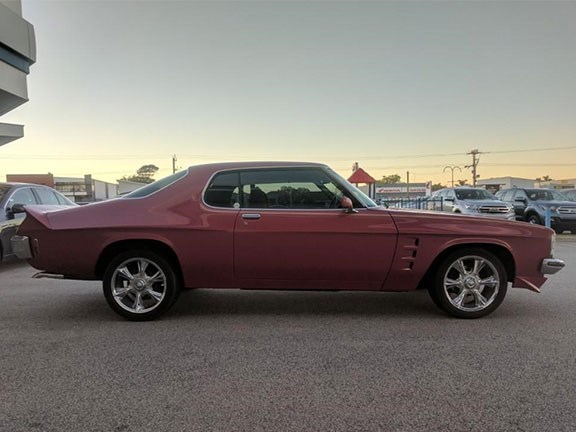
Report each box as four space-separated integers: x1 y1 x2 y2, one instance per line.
428 248 508 319
103 249 181 321
527 214 541 225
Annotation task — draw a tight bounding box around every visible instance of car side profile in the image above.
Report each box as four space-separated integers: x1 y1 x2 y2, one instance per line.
0 182 75 261
12 162 564 321
429 187 515 220
496 188 576 233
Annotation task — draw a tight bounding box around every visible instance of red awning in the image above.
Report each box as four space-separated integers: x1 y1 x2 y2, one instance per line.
347 168 376 184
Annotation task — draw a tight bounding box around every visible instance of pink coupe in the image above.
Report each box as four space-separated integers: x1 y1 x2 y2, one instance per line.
11 162 564 320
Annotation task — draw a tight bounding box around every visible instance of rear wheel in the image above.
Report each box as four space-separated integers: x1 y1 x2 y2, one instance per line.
103 250 180 321
429 248 508 319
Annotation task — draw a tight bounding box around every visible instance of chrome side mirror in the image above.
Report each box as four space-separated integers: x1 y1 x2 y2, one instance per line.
341 196 358 214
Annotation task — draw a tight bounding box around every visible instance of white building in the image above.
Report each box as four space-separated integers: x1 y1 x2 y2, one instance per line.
477 177 535 193
0 0 35 146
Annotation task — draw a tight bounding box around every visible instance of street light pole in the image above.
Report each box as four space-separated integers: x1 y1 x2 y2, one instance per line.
443 165 462 187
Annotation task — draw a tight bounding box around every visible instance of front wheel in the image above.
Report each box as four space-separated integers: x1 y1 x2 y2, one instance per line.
429 248 508 319
527 214 541 225
103 250 181 321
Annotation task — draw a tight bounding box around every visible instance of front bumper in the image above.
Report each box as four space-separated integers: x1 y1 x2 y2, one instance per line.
11 235 32 259
541 258 565 275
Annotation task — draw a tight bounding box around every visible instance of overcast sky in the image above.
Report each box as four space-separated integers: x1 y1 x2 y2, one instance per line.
2 0 575 184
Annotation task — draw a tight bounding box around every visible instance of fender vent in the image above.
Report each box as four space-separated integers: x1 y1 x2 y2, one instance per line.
400 238 419 270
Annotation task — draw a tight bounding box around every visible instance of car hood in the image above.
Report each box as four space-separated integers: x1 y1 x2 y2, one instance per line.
532 200 576 207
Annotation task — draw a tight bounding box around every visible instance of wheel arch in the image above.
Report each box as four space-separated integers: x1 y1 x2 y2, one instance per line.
95 239 184 285
417 242 516 290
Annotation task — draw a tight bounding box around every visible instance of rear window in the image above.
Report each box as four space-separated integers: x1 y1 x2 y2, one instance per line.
123 170 188 198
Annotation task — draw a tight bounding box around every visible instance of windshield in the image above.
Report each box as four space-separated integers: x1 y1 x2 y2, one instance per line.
526 189 569 201
326 168 378 208
455 189 496 200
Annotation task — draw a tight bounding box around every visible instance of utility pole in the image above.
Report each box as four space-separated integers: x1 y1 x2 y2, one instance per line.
465 149 484 187
172 155 177 174
443 165 462 187
406 171 410 197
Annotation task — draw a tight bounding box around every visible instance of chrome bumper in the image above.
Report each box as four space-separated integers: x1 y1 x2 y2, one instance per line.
541 258 565 275
10 235 32 259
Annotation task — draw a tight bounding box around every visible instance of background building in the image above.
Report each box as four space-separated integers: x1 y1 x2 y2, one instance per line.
6 173 118 202
477 177 535 194
0 0 35 146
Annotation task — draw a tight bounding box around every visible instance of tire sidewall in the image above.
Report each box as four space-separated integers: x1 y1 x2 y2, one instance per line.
103 250 180 321
432 248 508 319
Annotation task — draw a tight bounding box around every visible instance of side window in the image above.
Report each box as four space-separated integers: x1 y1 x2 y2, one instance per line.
55 192 71 205
6 188 38 217
514 190 528 201
445 190 456 199
34 188 60 205
240 168 354 209
204 172 240 208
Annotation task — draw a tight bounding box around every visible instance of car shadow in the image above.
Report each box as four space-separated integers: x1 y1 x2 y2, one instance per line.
168 288 441 319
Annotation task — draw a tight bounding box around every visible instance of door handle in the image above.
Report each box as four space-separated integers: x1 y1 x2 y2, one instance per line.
242 213 261 220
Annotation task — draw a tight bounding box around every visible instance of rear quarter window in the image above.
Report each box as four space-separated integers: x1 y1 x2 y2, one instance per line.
123 170 188 198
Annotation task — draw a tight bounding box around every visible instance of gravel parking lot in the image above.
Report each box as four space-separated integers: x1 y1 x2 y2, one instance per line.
1 240 575 432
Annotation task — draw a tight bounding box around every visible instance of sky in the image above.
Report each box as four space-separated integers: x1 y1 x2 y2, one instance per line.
1 0 576 185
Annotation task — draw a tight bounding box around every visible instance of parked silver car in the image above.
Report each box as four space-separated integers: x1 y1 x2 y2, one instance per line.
429 187 515 220
0 182 76 261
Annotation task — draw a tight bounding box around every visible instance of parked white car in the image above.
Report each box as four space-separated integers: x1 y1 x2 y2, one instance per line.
429 187 515 220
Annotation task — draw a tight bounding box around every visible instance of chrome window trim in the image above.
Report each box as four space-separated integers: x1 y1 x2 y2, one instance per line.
200 165 370 212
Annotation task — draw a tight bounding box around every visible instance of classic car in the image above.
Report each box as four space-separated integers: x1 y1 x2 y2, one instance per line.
11 162 564 321
0 182 76 262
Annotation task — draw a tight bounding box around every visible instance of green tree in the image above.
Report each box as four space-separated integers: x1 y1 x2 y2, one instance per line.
431 183 445 191
118 164 159 184
379 174 401 184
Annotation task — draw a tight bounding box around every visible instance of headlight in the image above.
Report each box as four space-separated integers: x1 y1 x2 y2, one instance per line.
549 206 557 212
464 204 477 210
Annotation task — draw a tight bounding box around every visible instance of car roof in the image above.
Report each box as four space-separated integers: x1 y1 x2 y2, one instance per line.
187 161 328 171
0 182 54 188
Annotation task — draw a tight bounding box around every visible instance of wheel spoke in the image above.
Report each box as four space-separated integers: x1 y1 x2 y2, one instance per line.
133 293 144 311
472 259 486 276
445 278 462 288
455 259 468 276
480 276 499 287
471 290 488 307
137 259 149 274
118 266 134 281
113 286 130 299
147 271 164 284
452 290 467 308
147 289 163 302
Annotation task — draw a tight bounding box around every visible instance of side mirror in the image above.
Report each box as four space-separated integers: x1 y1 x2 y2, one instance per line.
341 196 358 214
514 197 527 204
444 197 455 202
6 203 26 218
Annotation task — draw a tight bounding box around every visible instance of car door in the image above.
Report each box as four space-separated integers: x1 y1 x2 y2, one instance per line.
1 187 38 259
444 189 456 212
232 167 398 290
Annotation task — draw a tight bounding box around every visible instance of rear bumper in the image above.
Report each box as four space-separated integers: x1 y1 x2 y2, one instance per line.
541 258 565 275
10 235 32 259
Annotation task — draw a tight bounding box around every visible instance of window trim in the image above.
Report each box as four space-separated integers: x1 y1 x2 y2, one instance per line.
202 166 369 212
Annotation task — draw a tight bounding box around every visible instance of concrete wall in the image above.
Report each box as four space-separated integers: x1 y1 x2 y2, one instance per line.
0 0 35 146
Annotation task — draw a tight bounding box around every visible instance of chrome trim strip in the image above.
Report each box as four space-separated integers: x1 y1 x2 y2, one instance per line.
540 258 565 275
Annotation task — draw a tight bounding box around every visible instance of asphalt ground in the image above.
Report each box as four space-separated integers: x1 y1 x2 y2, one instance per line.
1 240 575 432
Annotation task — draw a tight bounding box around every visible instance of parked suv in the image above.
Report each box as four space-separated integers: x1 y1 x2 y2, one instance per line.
429 187 515 220
0 183 76 261
561 189 576 202
496 188 576 233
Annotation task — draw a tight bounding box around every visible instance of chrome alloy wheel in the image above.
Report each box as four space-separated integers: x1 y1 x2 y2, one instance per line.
111 258 167 314
443 255 500 312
